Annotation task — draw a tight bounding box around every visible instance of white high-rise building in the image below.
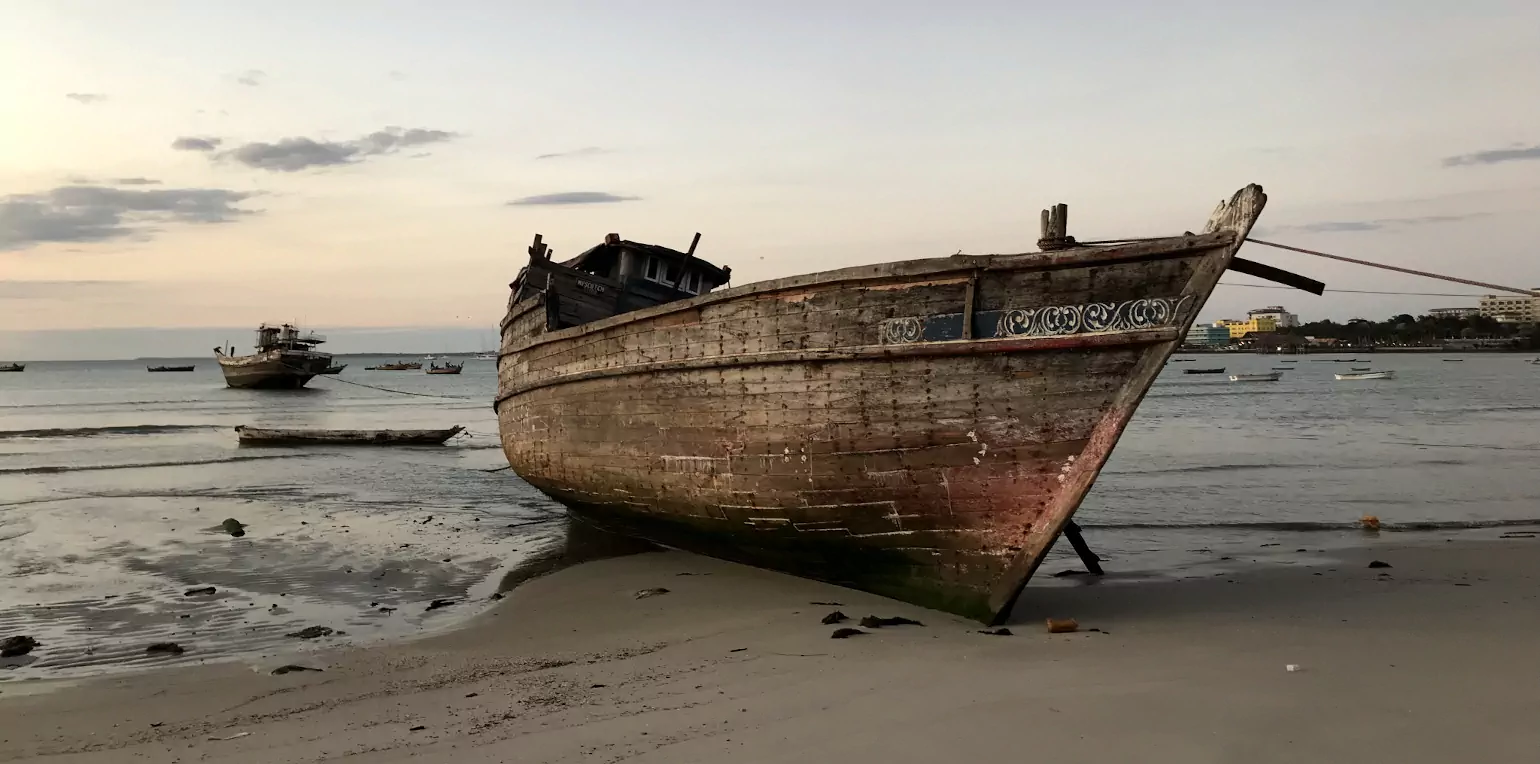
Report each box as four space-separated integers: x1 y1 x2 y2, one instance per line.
1247 306 1299 329
1478 292 1540 323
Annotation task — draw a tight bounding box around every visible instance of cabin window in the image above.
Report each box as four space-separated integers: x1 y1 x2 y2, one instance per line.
644 256 661 281
680 271 701 295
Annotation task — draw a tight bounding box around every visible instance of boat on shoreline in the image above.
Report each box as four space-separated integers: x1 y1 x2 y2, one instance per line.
214 325 332 389
0 363 24 372
1230 372 1281 382
234 425 464 446
494 185 1315 623
1336 371 1394 380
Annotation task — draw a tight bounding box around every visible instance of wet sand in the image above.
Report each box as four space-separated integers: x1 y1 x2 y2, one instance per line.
4 537 1540 763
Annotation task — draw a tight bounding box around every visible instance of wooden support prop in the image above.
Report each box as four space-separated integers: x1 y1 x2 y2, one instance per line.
686 232 701 257
1037 203 1078 251
1062 521 1104 576
529 233 548 260
961 271 978 340
1228 256 1325 295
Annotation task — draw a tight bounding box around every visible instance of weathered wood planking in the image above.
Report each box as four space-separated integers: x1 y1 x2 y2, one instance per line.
496 185 1267 623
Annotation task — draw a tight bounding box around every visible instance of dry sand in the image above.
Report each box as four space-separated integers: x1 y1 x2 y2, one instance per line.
4 537 1540 763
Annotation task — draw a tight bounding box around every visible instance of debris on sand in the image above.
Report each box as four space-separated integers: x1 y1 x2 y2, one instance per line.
858 616 923 628
2 635 39 657
830 628 866 639
270 665 324 675
1360 515 1381 531
820 611 848 625
221 518 246 537
1052 569 1090 578
1045 617 1079 634
633 587 670 600
146 642 186 655
284 626 335 640
978 628 1013 636
1368 560 1392 569
425 599 456 612
809 601 843 606
184 587 216 596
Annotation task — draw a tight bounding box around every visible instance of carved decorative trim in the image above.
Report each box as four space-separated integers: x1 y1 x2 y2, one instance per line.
879 295 1194 345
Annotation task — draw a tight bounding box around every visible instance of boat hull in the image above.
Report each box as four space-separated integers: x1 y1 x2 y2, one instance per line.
496 186 1266 623
217 351 331 389
234 425 464 446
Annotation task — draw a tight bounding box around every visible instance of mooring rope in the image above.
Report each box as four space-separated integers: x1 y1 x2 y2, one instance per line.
1218 283 1487 298
277 361 480 401
1244 238 1536 297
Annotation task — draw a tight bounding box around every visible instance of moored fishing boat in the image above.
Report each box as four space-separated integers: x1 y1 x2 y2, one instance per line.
1230 372 1281 382
319 363 347 374
214 324 332 389
147 365 195 372
364 361 421 371
1183 367 1227 375
233 425 464 446
494 185 1322 623
426 362 463 375
0 363 25 372
1336 370 1394 380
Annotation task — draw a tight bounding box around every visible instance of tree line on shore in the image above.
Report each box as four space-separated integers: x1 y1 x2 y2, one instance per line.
1278 314 1538 349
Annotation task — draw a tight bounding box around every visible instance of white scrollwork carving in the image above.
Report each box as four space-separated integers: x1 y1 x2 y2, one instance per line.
880 316 923 345
994 295 1192 339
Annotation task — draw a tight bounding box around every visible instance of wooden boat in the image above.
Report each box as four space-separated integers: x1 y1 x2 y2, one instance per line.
147 365 195 372
214 324 332 389
1350 366 1371 371
1442 358 1464 362
0 363 24 372
365 362 421 371
1230 372 1281 382
319 364 347 375
494 185 1323 623
426 362 463 375
234 425 464 446
1271 366 1292 371
1170 358 1195 362
1336 371 1394 380
1183 367 1227 374
1279 360 1298 363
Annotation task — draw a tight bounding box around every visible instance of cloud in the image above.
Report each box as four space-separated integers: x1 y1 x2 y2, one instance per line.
387 70 408 81
216 127 458 172
114 177 161 186
172 136 223 152
235 69 266 87
0 185 258 251
507 192 639 206
1257 213 1484 236
65 93 107 105
535 146 611 160
0 280 138 299
1443 144 1540 167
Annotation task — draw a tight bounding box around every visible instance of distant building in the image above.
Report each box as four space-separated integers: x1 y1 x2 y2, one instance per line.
1428 307 1481 319
1215 315 1279 338
1185 325 1231 346
1478 291 1540 323
1246 305 1299 329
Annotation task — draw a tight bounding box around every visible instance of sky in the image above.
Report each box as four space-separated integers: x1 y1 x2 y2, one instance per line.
3 0 1539 360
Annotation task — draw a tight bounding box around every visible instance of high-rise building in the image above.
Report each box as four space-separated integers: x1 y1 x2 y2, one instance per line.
1246 305 1299 328
1478 292 1539 323
1185 325 1231 346
1427 307 1481 319
1216 316 1279 338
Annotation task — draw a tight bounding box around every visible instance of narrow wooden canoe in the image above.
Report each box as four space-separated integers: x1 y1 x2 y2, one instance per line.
496 185 1274 623
1230 372 1281 382
234 425 464 446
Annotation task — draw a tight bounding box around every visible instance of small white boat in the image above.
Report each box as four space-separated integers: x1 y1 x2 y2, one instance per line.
1335 371 1395 381
1230 372 1282 382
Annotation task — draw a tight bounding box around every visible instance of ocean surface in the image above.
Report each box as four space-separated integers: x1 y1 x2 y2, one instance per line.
4 352 1539 680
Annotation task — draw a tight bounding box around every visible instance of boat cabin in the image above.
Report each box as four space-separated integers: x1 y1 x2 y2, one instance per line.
510 233 731 330
255 324 326 352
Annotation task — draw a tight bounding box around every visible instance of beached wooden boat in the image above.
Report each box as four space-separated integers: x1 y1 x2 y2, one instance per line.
319 364 347 374
495 185 1320 623
234 425 464 446
1336 371 1394 380
426 362 463 375
1230 372 1281 382
1183 367 1227 374
215 324 332 389
147 365 195 372
0 363 24 372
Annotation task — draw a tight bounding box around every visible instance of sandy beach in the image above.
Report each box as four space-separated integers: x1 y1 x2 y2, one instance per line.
4 535 1540 763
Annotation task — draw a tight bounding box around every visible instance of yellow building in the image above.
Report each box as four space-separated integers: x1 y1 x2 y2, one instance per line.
1215 316 1278 338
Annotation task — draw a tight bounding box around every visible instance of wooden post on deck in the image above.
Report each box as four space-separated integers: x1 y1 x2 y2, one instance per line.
529 233 549 260
1062 521 1104 576
1037 203 1078 251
